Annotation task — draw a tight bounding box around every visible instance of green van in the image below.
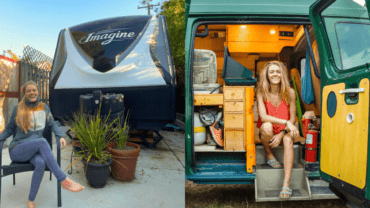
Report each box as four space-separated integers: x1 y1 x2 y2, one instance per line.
185 0 370 205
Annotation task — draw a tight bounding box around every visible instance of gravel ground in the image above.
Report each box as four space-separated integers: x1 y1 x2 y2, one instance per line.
185 181 348 208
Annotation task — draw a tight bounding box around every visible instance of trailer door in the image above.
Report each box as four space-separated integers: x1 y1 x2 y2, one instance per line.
309 0 370 199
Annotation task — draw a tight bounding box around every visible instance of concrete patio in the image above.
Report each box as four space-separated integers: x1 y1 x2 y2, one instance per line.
0 127 185 207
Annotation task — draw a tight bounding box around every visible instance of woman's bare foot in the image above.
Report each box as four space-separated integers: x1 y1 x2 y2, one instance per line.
27 198 35 208
61 177 84 192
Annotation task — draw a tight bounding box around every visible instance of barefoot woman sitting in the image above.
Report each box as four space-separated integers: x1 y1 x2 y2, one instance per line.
0 81 84 208
256 61 300 199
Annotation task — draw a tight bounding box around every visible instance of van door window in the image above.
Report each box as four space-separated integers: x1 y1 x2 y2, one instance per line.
336 22 370 70
322 17 370 71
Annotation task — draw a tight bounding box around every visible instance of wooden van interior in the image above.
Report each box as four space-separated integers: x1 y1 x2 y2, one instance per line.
193 24 321 145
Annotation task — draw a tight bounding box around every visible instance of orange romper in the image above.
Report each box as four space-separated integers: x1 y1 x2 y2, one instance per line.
257 99 290 134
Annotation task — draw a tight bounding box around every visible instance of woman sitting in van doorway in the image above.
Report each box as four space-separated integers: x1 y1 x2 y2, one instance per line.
0 81 84 208
256 61 299 200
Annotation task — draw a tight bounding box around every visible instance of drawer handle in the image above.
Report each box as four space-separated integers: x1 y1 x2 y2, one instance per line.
234 102 236 105
232 92 235 95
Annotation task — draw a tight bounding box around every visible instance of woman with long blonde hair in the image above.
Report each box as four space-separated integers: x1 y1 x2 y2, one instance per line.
0 81 84 208
256 61 299 200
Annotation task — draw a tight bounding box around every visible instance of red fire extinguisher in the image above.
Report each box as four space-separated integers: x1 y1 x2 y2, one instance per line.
305 129 318 162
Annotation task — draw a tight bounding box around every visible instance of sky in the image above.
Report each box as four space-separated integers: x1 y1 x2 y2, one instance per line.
0 0 366 60
0 0 164 59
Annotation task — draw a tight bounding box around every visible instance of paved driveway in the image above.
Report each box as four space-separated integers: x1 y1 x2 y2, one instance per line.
0 128 185 208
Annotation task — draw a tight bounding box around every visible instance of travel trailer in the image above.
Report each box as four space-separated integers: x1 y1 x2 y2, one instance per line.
185 0 370 205
49 15 176 131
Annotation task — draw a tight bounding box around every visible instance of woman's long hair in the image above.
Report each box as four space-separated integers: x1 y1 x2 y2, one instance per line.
16 81 44 133
256 61 290 104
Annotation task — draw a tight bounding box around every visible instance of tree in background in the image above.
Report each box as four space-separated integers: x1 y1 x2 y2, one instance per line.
160 0 185 68
160 0 185 113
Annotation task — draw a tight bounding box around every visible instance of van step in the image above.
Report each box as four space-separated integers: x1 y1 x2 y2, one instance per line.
309 180 338 200
255 163 338 201
255 163 310 202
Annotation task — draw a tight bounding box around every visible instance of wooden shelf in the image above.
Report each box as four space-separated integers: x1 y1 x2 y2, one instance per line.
194 93 223 106
194 145 246 152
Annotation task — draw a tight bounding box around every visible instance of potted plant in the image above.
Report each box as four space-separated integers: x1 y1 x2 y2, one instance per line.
107 112 141 181
64 106 118 188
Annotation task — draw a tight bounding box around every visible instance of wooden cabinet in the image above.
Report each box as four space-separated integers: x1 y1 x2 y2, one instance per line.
223 86 254 151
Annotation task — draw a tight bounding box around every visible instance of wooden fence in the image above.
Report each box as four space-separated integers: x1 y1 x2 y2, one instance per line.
19 62 50 103
2 61 50 126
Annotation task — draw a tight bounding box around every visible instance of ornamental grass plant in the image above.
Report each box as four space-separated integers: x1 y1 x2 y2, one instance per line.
114 111 131 149
63 104 119 167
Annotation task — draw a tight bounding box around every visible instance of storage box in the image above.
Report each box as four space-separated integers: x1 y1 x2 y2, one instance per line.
193 49 217 84
194 83 221 94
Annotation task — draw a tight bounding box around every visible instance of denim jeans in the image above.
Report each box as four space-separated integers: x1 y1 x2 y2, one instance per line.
9 138 67 202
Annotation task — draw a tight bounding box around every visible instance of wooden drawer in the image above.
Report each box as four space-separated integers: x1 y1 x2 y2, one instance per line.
224 88 244 100
224 114 244 129
224 101 244 112
225 130 245 150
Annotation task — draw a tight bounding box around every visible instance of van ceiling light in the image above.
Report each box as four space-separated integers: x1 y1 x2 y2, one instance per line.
241 26 246 28
270 29 276 35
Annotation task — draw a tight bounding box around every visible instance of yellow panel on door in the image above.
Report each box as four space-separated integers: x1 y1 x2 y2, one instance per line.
321 78 369 189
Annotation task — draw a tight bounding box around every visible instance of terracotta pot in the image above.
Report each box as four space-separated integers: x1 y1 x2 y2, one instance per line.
72 141 82 152
72 141 81 147
81 158 112 188
107 142 140 181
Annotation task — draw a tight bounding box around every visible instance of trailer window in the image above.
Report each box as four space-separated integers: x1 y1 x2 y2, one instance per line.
335 22 370 70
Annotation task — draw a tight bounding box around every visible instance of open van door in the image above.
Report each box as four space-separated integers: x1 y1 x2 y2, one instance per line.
185 0 190 31
310 0 370 204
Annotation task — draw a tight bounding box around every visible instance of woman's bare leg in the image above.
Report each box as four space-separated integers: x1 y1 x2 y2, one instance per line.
260 122 274 158
260 122 281 167
281 134 294 197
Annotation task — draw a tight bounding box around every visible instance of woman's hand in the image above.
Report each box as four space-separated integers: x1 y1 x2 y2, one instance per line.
60 137 66 149
286 121 299 140
269 132 284 148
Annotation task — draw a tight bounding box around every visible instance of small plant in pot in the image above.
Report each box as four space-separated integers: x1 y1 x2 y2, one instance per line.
107 112 141 181
64 106 118 188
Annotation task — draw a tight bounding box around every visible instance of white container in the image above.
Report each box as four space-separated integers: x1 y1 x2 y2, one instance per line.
194 83 221 94
194 112 206 145
193 49 217 84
